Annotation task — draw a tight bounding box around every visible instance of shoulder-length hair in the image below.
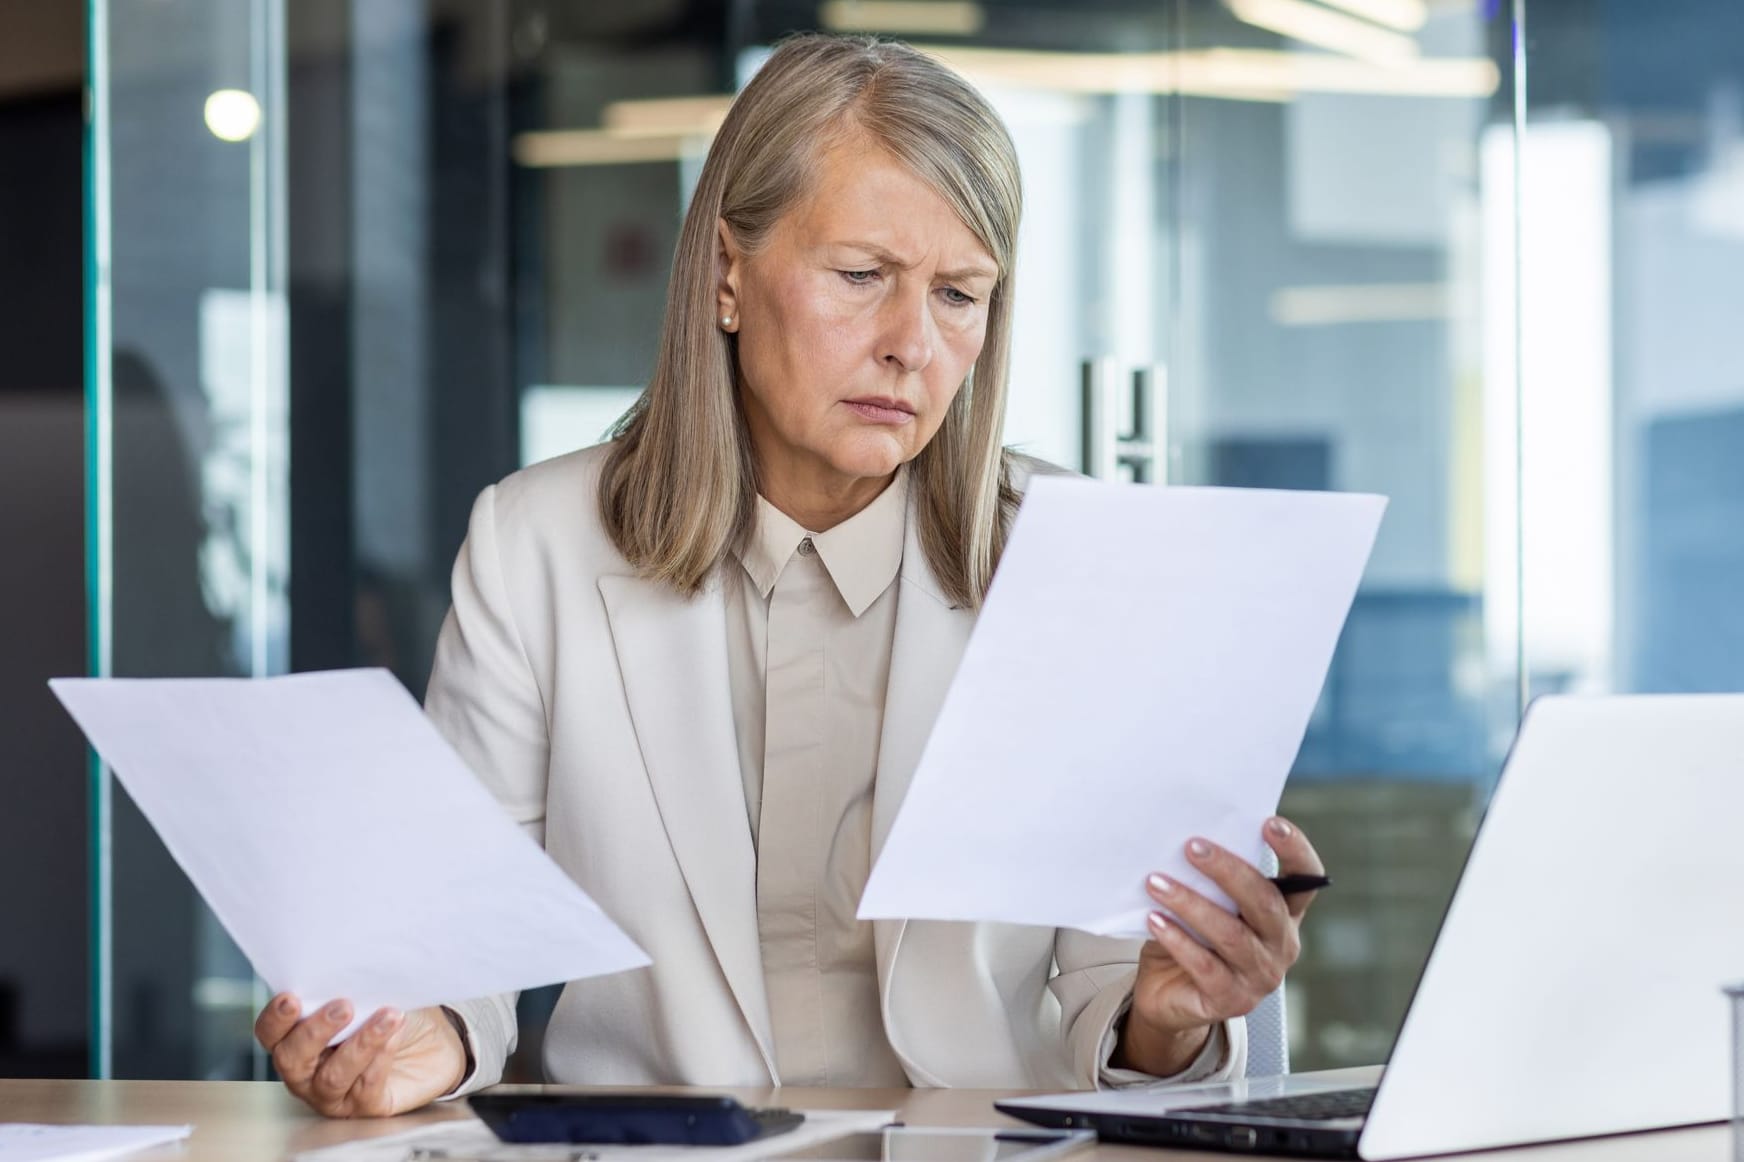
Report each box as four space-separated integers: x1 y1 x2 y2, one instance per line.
598 32 1022 609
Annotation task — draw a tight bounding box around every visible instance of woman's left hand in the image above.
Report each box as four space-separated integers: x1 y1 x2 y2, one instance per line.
1113 815 1324 1077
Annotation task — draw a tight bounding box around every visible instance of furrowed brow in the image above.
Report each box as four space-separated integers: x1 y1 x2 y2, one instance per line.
838 241 996 285
938 263 998 285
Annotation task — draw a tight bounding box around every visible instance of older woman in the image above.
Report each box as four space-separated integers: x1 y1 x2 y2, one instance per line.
255 32 1324 1118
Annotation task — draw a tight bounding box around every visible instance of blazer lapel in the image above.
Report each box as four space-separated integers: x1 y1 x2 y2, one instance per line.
871 519 977 996
597 573 775 1076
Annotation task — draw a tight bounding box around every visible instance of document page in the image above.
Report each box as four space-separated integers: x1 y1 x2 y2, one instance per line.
0 1124 191 1162
50 669 648 1028
858 479 1385 937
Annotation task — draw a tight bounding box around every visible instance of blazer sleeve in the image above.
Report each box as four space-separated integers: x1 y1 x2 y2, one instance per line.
423 483 553 1096
1050 928 1247 1089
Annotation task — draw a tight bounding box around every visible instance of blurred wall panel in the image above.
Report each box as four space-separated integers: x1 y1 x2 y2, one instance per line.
0 77 88 1075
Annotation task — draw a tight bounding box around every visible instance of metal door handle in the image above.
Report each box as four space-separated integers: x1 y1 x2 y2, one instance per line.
1080 359 1167 482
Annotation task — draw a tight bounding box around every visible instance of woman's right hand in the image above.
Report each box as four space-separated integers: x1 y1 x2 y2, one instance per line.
254 993 468 1118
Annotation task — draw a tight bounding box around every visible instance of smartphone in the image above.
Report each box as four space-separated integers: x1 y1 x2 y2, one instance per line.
775 1127 1096 1161
468 1090 804 1147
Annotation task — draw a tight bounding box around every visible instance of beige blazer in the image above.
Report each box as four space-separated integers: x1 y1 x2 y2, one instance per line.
428 443 1247 1091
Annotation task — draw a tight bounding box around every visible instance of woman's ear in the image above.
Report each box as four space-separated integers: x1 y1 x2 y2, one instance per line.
715 218 741 330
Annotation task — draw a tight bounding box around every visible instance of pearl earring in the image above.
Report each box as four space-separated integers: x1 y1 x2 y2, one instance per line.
720 314 734 328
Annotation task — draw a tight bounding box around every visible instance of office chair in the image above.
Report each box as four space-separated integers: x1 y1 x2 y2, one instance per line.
1244 845 1291 1077
1245 985 1290 1077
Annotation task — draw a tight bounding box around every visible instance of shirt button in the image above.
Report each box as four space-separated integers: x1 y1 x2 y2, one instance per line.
797 537 816 557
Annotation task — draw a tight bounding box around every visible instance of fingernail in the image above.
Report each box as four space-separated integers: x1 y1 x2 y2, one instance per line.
325 1001 351 1023
1270 818 1293 837
277 996 296 1015
1147 873 1175 896
373 1009 402 1033
1148 912 1169 935
1187 838 1210 858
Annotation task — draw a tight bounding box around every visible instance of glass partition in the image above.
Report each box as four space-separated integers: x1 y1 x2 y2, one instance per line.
88 0 522 1078
1162 1 1517 1068
90 0 288 1079
108 0 1744 1082
1517 0 1744 705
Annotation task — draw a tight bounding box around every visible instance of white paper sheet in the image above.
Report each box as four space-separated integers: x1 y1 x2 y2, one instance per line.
290 1109 897 1161
858 479 1385 937
50 669 649 1029
0 1124 191 1162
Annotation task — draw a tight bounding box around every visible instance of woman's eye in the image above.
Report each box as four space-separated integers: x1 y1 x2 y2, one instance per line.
940 287 977 307
839 269 879 285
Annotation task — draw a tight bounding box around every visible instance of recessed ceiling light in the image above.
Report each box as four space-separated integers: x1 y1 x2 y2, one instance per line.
1315 0 1430 33
204 89 261 143
1227 0 1421 65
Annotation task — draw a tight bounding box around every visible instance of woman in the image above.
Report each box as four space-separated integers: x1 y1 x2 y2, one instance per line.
255 32 1325 1117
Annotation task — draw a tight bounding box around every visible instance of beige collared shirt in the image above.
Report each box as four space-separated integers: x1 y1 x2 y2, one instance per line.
719 466 1229 1090
725 469 911 1087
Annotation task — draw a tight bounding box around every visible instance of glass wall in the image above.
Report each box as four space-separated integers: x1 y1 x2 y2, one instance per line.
1520 0 1744 710
90 0 288 1079
1162 0 1513 1069
89 0 522 1078
87 0 1744 1079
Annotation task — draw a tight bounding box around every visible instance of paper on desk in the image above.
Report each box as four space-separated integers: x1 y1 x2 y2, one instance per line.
0 1124 191 1162
49 669 649 1029
290 1109 898 1161
858 479 1385 937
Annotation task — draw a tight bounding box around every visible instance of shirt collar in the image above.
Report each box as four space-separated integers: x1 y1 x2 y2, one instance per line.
735 468 909 618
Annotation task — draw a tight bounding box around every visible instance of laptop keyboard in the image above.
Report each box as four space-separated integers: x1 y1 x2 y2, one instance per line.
1180 1087 1377 1122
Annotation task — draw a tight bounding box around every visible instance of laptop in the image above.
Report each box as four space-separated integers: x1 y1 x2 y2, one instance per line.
999 694 1744 1159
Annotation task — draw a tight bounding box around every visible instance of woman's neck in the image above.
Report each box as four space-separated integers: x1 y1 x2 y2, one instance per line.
757 464 897 532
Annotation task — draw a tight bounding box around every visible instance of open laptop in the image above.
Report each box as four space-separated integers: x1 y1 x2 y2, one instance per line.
1000 694 1744 1159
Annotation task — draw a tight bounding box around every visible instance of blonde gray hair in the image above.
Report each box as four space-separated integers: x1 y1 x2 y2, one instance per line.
598 32 1022 608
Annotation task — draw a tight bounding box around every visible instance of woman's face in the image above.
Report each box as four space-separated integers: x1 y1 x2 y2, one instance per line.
719 134 999 500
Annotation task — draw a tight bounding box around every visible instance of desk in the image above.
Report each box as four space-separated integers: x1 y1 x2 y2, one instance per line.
0 1076 1731 1161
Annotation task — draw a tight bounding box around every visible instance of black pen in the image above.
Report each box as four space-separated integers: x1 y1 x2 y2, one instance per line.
1269 873 1332 895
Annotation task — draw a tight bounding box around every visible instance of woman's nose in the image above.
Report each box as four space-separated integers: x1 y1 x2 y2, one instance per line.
878 288 935 373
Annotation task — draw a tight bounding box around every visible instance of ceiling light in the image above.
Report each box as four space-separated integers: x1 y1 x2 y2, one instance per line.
1313 0 1429 33
204 89 261 143
1196 47 1494 95
1270 283 1452 326
603 95 734 138
515 45 1501 169
1227 0 1421 65
819 0 986 36
513 131 706 168
921 45 1497 99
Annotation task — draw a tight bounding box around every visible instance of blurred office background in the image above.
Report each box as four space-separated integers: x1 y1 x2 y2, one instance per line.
2 0 1741 1080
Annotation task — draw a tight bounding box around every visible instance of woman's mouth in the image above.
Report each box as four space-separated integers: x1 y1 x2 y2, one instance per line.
843 397 915 425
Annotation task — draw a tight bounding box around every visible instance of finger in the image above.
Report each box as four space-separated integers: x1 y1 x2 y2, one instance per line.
1145 873 1262 971
346 1034 401 1117
1149 872 1289 997
1185 837 1293 945
1146 912 1246 1021
254 992 302 1053
1264 816 1327 919
309 1008 404 1113
270 999 354 1093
